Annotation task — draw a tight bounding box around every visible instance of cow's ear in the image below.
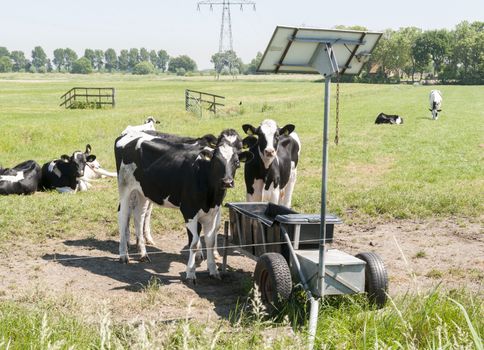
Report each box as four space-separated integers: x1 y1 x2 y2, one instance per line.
86 155 96 162
242 124 257 135
85 144 92 154
242 135 258 149
198 149 213 161
437 109 442 112
428 108 432 112
238 151 254 163
279 124 295 136
60 154 70 162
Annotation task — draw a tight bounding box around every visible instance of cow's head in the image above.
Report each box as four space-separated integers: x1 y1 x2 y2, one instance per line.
242 119 295 165
67 144 96 178
199 129 253 189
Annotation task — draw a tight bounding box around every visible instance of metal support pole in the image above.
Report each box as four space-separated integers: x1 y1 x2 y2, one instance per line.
317 75 331 297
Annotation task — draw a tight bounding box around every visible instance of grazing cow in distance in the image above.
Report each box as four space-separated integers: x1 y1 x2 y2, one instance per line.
242 119 301 208
0 160 42 195
41 145 96 193
115 129 253 283
375 113 404 124
121 116 159 135
429 90 443 120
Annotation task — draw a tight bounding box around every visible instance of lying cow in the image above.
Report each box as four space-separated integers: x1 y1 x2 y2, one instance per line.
115 129 252 283
374 113 403 124
78 145 117 191
242 119 301 208
0 160 42 195
429 90 442 120
40 145 96 193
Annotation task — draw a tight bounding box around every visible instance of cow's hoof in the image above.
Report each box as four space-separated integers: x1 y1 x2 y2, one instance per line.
119 256 130 264
186 277 197 286
139 254 151 263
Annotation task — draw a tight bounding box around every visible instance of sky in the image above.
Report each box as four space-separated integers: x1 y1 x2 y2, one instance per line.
1 0 482 69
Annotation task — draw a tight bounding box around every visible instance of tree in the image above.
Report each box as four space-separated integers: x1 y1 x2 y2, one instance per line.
53 48 65 71
64 48 78 72
118 49 129 71
0 56 13 72
157 50 169 72
104 48 117 72
71 57 93 74
211 50 242 77
168 55 197 73
128 48 140 70
94 49 104 71
244 51 262 74
139 48 149 62
10 51 27 72
84 49 96 68
395 27 422 82
0 47 10 57
133 61 155 75
31 46 47 71
149 50 158 68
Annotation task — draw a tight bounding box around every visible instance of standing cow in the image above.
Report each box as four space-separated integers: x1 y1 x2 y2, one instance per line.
429 90 443 120
115 129 252 283
242 119 301 208
40 145 96 193
0 160 42 195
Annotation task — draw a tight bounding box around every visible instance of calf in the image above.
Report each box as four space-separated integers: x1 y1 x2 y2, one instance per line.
242 119 301 208
0 160 41 195
121 116 159 135
40 145 96 193
429 90 443 120
374 113 403 124
115 129 252 282
78 145 117 191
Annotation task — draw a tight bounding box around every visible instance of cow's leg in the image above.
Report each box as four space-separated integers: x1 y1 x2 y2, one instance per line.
202 214 220 279
118 192 132 263
212 209 222 260
262 183 279 204
246 179 264 202
185 216 200 283
280 164 297 208
133 194 151 262
142 201 155 246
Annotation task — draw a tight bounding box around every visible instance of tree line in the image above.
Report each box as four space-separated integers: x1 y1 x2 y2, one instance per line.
0 21 481 83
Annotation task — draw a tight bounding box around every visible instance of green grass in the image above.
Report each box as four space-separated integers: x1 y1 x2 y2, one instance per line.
0 289 482 349
0 73 482 241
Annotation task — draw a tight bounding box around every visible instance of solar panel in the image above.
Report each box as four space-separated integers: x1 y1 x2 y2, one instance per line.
257 26 382 76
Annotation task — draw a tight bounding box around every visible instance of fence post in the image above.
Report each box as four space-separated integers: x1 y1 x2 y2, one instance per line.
112 88 116 108
185 89 189 111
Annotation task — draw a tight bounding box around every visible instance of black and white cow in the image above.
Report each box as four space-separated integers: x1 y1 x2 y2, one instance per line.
242 119 301 208
0 160 42 195
40 145 96 193
114 129 252 282
121 116 160 135
78 145 117 191
374 113 404 124
429 90 443 120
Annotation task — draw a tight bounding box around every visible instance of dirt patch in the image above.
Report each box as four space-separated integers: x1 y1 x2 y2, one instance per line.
0 218 482 323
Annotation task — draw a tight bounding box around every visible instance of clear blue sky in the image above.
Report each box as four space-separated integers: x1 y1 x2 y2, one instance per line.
1 0 482 69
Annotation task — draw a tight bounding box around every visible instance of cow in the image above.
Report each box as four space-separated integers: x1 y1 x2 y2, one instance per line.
114 129 253 283
40 145 96 193
121 116 159 136
429 90 443 120
374 113 404 124
78 145 117 191
242 119 301 208
0 160 42 195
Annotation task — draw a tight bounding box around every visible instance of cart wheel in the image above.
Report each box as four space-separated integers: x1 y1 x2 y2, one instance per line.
254 253 292 313
355 252 388 308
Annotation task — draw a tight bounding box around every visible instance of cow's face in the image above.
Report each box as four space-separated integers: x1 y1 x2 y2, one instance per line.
242 119 295 162
202 129 253 189
70 144 96 178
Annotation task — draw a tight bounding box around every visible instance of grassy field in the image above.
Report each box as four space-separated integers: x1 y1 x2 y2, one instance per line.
0 73 482 349
0 73 482 240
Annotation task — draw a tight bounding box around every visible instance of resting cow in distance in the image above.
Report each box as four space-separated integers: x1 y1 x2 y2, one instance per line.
40 145 96 193
0 160 41 195
115 128 253 283
429 90 443 120
242 119 301 208
374 113 403 124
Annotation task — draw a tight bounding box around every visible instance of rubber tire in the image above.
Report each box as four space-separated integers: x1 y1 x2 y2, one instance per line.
355 252 388 308
254 253 292 313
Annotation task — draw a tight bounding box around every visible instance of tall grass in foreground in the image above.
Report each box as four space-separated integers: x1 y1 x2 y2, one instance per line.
1 289 481 349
